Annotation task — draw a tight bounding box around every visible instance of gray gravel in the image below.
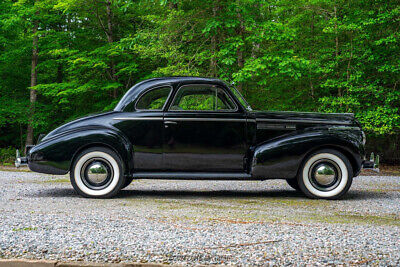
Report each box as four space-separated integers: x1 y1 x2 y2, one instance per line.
0 171 399 266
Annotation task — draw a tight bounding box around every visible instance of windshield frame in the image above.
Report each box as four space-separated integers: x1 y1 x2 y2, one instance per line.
228 85 252 111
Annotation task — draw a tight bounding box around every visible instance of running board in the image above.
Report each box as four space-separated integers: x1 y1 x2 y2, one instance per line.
131 172 252 180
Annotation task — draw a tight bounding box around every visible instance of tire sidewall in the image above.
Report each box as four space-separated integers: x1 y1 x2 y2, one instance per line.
70 147 125 198
298 149 353 199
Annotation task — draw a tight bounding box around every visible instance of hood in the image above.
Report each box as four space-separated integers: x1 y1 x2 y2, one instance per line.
252 110 357 126
40 111 118 143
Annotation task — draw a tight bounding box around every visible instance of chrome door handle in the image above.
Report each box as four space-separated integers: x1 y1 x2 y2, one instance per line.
164 121 177 128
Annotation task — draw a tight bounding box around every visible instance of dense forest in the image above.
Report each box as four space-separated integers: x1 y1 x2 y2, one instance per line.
0 0 399 163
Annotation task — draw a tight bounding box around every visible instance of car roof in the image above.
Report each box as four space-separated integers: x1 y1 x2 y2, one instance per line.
134 76 226 86
114 76 230 111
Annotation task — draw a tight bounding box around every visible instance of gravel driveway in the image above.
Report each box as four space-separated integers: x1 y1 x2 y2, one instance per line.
0 171 399 265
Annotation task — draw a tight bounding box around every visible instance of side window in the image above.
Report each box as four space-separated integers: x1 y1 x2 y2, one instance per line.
169 85 236 111
135 87 172 110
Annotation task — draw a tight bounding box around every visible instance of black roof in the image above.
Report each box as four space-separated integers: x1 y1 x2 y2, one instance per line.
114 76 229 111
134 76 225 85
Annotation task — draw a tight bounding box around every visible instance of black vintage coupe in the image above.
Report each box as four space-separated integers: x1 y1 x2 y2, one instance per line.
16 77 375 199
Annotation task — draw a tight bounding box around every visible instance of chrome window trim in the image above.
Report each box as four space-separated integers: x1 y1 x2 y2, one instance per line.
167 84 238 113
134 85 173 112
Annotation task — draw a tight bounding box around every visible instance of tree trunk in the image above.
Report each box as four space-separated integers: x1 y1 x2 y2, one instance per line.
236 5 245 94
334 6 341 98
309 12 315 98
26 14 39 146
106 0 117 98
209 3 218 77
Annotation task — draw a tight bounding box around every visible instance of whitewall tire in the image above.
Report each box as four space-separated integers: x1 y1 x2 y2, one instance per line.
70 147 125 198
298 149 353 199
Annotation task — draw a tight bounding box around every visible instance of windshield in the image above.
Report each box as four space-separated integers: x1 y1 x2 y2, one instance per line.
229 85 252 111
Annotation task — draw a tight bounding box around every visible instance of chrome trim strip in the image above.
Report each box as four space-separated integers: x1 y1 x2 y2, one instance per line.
328 126 361 131
113 117 247 122
257 124 297 130
166 117 246 122
113 117 163 120
256 118 352 125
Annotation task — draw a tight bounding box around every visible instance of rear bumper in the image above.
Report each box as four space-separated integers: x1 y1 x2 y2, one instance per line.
15 156 27 168
15 149 28 168
28 161 68 175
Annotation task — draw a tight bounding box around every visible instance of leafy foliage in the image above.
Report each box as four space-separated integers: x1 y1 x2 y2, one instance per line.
0 0 399 160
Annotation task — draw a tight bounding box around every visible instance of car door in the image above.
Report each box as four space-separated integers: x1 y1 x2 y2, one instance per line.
114 86 172 171
163 84 248 172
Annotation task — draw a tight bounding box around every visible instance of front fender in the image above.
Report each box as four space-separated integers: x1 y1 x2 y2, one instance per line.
251 128 364 179
28 126 133 175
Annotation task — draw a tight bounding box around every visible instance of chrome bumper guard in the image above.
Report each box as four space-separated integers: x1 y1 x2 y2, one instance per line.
15 149 28 168
362 152 379 173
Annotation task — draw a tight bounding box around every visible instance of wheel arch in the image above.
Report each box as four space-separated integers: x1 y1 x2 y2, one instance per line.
298 144 361 177
28 126 134 175
70 142 129 175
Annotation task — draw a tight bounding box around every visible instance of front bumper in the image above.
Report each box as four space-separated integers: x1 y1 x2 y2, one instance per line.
362 153 380 173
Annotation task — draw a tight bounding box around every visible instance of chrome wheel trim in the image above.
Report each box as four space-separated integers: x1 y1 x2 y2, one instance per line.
308 159 341 192
74 151 120 196
87 161 109 183
80 158 113 190
302 153 348 198
314 164 336 185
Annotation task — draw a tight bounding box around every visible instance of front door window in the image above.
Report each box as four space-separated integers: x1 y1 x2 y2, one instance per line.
169 85 236 111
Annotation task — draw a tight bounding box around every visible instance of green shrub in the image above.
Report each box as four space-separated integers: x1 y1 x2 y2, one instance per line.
0 147 15 165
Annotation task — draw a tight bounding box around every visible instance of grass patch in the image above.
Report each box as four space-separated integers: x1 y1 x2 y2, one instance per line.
38 178 70 183
12 227 37 232
0 166 31 172
300 212 400 226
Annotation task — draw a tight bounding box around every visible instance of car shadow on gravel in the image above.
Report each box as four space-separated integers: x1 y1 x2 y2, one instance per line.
118 189 305 199
118 189 389 200
26 187 389 201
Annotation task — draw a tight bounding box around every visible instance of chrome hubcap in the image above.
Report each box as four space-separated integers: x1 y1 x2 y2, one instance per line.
81 158 113 190
86 162 108 184
314 164 336 185
308 159 341 191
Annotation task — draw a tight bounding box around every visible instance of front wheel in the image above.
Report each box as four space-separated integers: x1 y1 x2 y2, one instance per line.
286 178 301 191
70 147 125 198
298 149 353 199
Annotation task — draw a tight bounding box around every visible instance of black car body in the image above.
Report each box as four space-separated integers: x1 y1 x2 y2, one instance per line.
20 77 372 199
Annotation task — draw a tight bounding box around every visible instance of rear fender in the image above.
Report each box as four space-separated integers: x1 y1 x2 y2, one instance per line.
28 127 133 175
250 128 364 179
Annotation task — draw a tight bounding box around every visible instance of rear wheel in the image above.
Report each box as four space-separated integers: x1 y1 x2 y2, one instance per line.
70 147 125 198
286 178 301 191
298 149 353 199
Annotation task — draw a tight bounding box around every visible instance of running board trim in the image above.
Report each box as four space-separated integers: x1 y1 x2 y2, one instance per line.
131 172 252 180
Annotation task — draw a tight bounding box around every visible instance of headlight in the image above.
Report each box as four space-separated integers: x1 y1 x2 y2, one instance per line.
362 131 366 145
